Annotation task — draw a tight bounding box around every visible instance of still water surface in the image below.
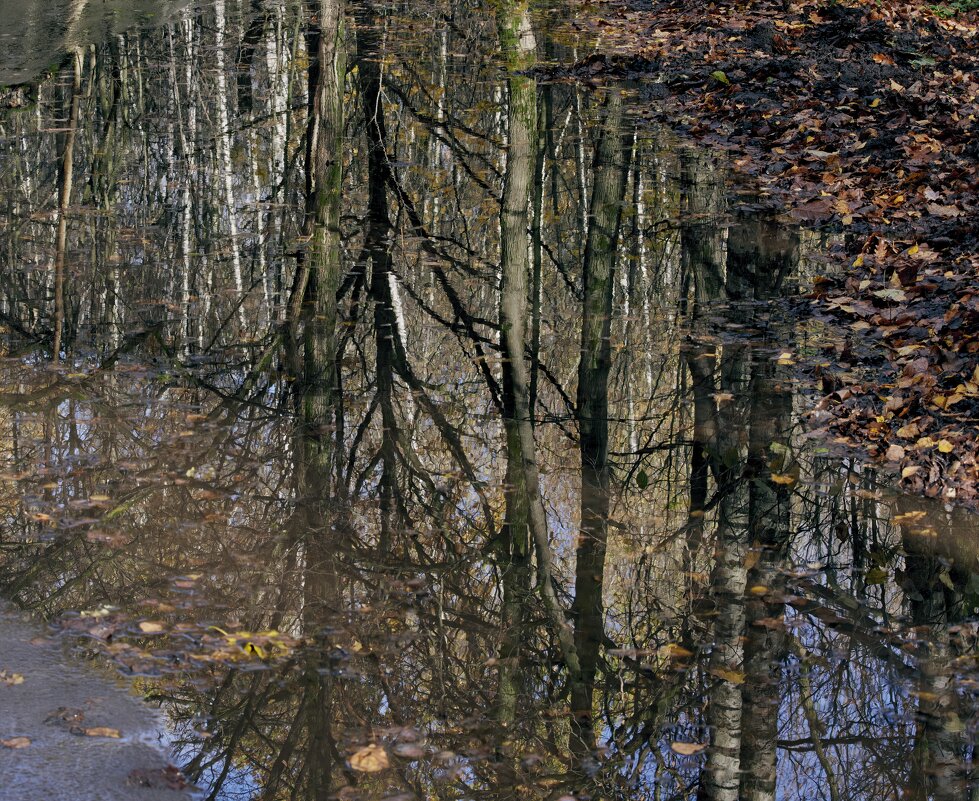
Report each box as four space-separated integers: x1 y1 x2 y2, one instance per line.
0 1 977 799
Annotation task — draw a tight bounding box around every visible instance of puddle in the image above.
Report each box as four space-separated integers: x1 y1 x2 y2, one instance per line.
0 1 977 799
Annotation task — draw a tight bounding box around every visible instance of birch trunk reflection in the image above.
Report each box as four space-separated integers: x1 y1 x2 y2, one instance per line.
52 48 83 361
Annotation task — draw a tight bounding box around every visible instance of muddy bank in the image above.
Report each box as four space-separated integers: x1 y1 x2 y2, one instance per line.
0 604 192 800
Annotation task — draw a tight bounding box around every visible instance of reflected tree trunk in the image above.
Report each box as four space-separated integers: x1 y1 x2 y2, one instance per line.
355 1 403 548
905 546 967 801
569 89 630 759
733 215 798 801
289 0 346 481
52 48 83 361
496 0 587 725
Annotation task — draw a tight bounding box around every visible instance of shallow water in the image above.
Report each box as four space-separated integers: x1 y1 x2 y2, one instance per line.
0 1 977 800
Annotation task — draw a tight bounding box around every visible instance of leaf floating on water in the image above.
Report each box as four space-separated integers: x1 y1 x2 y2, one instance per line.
83 727 122 738
636 470 649 490
865 567 888 585
392 742 426 759
350 744 390 773
710 667 746 684
770 473 796 486
662 643 694 659
0 670 24 686
138 621 165 634
670 741 707 756
1 736 31 749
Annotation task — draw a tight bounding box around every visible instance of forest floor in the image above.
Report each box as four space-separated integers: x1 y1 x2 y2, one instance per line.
549 0 979 505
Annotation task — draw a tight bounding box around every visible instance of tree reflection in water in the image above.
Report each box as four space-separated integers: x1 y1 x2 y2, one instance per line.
0 1 978 800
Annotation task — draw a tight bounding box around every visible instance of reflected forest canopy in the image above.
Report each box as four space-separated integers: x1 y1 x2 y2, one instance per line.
1 1 978 800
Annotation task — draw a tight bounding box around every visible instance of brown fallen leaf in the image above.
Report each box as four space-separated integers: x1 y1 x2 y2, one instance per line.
350 744 389 772
1 737 31 749
670 741 707 756
885 444 905 461
83 727 122 738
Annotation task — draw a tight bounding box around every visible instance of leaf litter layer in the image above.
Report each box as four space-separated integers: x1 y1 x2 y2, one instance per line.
548 0 979 505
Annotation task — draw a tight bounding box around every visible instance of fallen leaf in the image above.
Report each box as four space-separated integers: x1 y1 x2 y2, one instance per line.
671 742 707 756
885 444 905 461
873 288 907 303
392 742 426 759
0 671 24 686
1 737 31 749
770 473 796 486
938 439 954 453
710 667 746 684
866 567 888 585
83 727 122 738
350 744 390 773
138 621 164 634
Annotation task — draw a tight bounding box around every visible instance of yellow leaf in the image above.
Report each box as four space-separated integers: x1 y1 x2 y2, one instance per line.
662 643 694 659
711 667 747 684
243 641 267 659
770 473 796 486
938 439 954 453
350 744 390 773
